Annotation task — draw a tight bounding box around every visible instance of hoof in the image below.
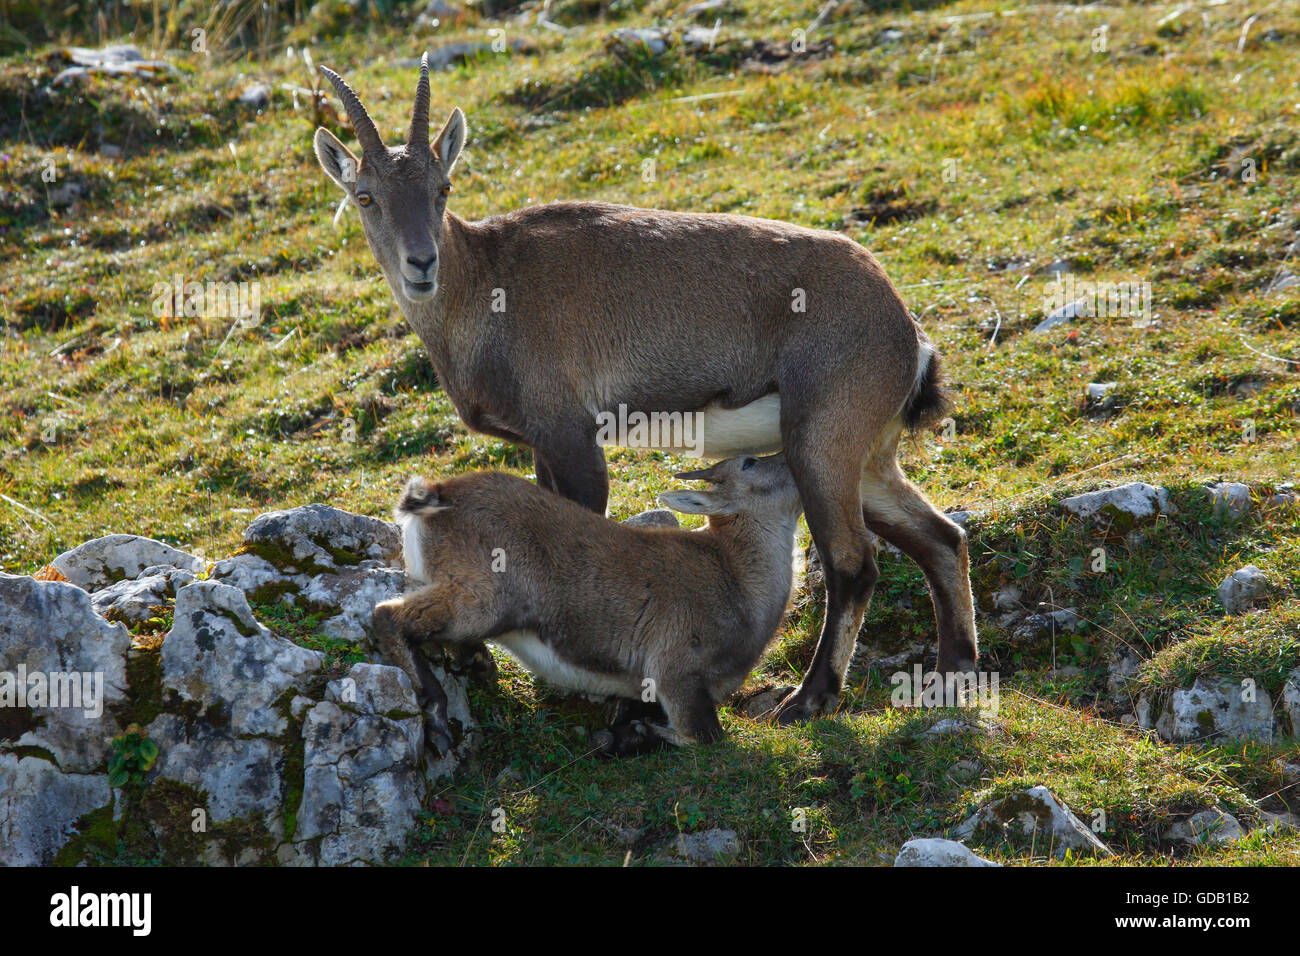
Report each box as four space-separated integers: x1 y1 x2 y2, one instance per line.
769 685 835 725
595 719 668 758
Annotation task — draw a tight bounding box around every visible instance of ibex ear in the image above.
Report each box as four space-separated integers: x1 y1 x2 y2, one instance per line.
658 490 736 516
433 108 467 173
398 476 448 516
314 127 359 193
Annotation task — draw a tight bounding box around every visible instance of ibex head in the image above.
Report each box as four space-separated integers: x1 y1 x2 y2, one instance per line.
313 53 466 303
659 454 800 519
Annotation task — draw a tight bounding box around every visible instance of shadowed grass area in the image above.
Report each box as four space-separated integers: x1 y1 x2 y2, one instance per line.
2 0 1299 865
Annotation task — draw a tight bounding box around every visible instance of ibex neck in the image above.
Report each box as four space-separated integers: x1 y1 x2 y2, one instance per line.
432 210 477 319
707 511 800 631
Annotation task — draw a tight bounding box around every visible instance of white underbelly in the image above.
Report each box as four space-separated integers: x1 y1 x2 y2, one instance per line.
493 629 640 698
596 393 783 460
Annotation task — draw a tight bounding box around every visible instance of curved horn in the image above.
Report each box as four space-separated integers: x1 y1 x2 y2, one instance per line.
407 51 431 150
318 64 385 154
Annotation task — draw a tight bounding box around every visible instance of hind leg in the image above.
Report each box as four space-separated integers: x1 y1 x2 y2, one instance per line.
859 448 978 673
773 430 879 724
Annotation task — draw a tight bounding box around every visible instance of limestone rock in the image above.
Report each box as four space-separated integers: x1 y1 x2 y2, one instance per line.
1153 677 1273 743
294 665 426 866
212 506 406 642
91 568 194 624
241 504 401 572
145 715 289 830
50 534 205 591
0 755 110 865
952 786 1112 858
159 580 323 738
299 567 405 642
0 573 130 772
1282 668 1300 738
895 837 1000 867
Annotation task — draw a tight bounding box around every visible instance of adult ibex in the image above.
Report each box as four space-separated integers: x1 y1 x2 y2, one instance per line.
373 454 803 747
314 55 977 723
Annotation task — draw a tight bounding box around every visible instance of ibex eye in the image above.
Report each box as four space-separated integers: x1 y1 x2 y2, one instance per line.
440 184 452 196
742 457 758 470
355 192 373 207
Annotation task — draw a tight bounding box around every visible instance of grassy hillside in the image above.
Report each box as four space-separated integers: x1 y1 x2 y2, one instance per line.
1 0 1298 864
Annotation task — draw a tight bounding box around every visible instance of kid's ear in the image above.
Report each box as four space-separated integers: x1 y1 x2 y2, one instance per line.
433 108 467 173
658 490 735 516
314 127 360 192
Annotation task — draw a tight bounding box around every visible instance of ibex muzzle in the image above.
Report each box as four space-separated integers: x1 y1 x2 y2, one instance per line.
315 58 978 727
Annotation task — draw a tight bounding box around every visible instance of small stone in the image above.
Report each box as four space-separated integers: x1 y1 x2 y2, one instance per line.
991 585 1022 611
1164 809 1244 846
670 828 740 863
1282 668 1300 738
739 686 790 719
944 509 978 528
1032 298 1090 334
1216 565 1269 615
1257 810 1298 834
495 766 524 787
1085 382 1117 402
922 716 1001 738
1261 489 1298 513
895 837 1000 867
621 509 679 529
1267 271 1298 295
952 786 1112 858
1060 482 1173 523
1106 651 1141 698
609 28 669 55
1047 608 1084 633
1204 481 1252 520
238 83 271 109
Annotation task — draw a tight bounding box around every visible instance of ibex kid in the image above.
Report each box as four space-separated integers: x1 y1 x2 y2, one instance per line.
371 455 802 747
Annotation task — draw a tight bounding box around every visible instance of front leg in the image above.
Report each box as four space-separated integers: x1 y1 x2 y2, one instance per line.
532 420 609 514
371 599 455 754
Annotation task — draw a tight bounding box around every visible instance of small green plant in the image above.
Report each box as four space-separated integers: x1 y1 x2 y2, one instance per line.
108 723 160 788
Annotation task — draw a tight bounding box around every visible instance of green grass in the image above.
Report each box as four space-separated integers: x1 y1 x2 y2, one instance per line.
2 0 1299 865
